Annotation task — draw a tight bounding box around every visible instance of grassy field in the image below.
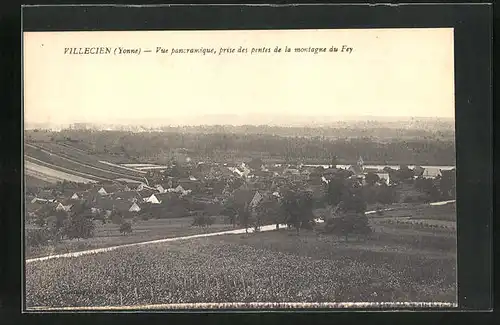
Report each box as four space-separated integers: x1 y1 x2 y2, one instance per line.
25 216 235 259
25 213 457 308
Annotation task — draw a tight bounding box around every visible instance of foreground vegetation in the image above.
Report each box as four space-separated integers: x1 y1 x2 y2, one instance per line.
25 216 233 259
25 221 456 308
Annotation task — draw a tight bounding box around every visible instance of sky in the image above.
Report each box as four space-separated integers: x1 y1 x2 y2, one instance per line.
23 28 455 126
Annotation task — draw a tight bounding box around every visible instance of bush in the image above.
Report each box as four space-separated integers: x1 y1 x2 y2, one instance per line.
62 215 95 240
25 228 51 247
324 213 372 241
192 215 215 228
119 222 133 235
300 220 316 230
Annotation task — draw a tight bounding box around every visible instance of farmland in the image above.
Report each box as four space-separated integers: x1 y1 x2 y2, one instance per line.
24 142 144 183
23 127 457 309
25 216 235 259
25 216 456 308
25 160 97 184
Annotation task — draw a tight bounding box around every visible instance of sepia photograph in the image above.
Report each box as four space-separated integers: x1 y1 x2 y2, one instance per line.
23 27 457 311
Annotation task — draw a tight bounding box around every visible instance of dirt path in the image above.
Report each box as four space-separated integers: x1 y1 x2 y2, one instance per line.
25 222 301 263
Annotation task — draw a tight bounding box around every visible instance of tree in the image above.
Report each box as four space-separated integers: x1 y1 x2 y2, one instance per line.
255 197 283 231
192 213 215 229
439 169 456 199
119 222 133 235
416 177 441 202
25 228 51 248
62 214 95 240
248 157 264 170
280 189 314 234
238 207 252 233
365 172 380 186
325 177 346 206
398 165 414 181
375 183 396 205
330 155 339 168
324 186 371 241
221 197 239 228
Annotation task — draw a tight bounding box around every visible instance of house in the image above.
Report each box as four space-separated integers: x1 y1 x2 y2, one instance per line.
348 164 364 176
232 188 264 212
113 191 141 203
348 156 365 176
155 185 165 193
136 183 155 192
128 202 141 212
144 194 162 204
413 166 425 177
31 189 56 204
375 173 390 186
249 191 264 208
30 197 56 204
97 187 109 196
70 193 80 200
138 188 157 198
422 168 442 179
95 198 135 215
230 167 245 178
55 202 73 212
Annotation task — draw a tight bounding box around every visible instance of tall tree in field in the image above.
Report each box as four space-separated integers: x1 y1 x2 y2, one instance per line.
62 214 96 240
439 169 456 199
238 206 252 234
221 197 239 228
325 177 346 206
330 155 339 168
398 164 414 181
365 172 380 186
255 196 283 231
280 189 314 234
325 185 371 241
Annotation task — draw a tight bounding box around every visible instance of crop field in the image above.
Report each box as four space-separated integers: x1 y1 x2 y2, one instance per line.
26 218 457 308
25 216 235 259
25 143 144 181
34 142 146 178
25 160 97 184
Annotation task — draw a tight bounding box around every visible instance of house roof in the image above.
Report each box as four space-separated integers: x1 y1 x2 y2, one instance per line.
349 165 364 175
423 168 442 178
139 188 157 198
413 166 425 176
95 198 131 212
36 190 56 200
113 191 142 200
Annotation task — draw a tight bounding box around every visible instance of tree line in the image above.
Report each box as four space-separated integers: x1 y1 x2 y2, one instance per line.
40 129 456 165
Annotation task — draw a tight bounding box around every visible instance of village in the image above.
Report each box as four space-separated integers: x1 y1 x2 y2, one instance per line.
25 153 454 238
